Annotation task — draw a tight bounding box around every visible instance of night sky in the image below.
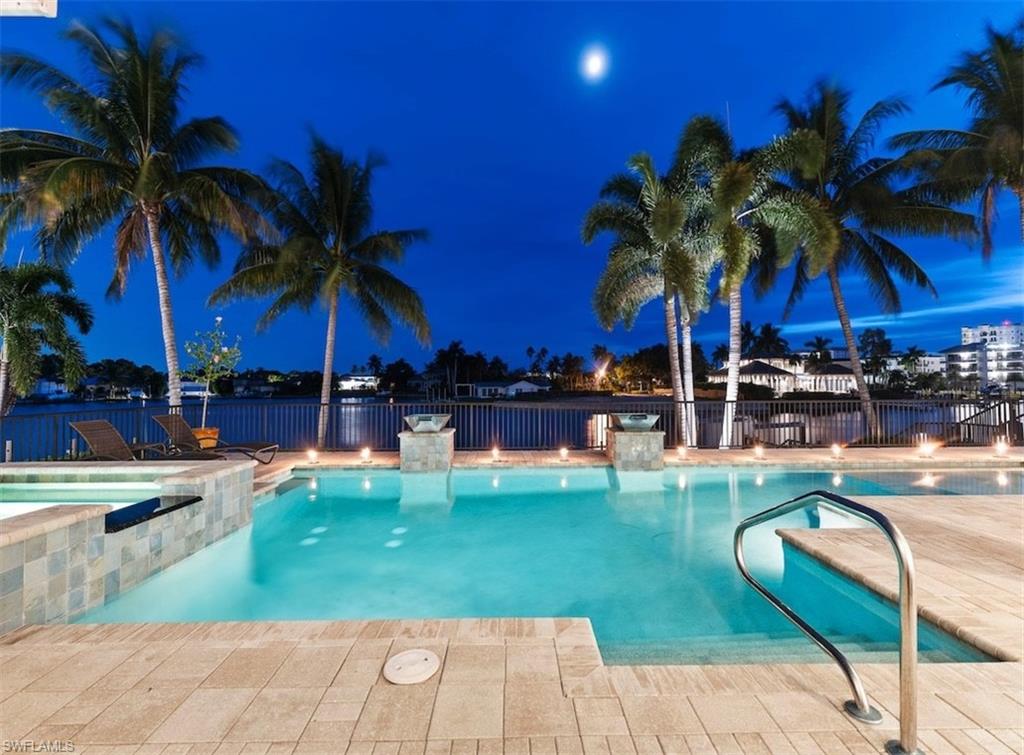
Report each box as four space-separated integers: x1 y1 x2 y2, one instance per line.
2 1 1022 373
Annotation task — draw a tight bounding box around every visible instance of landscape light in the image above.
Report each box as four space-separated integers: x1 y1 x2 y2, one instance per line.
676 445 687 460
360 447 372 464
491 446 500 462
830 443 843 459
753 444 765 461
917 440 938 459
559 447 569 462
994 439 1009 457
306 449 319 464
997 472 1009 487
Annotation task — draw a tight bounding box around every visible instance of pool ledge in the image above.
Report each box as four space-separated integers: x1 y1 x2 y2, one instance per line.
777 492 1023 664
0 503 111 548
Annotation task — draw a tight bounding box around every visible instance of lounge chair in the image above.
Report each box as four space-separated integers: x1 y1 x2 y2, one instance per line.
153 414 279 464
70 420 222 462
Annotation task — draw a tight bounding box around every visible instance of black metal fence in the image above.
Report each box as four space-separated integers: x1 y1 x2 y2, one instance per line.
1 398 1021 462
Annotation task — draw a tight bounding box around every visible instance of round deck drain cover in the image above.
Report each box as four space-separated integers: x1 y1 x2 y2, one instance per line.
383 649 440 685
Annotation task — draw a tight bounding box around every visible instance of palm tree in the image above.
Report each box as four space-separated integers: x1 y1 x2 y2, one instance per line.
209 134 430 447
890 22 1023 256
0 20 268 407
751 323 790 358
804 335 833 369
899 344 926 374
677 116 838 447
711 343 730 369
582 153 706 444
760 83 976 436
0 260 93 416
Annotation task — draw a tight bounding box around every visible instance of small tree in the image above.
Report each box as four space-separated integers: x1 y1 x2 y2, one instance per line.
182 317 241 428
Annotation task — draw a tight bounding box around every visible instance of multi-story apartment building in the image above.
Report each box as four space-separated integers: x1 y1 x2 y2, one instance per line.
944 321 1024 387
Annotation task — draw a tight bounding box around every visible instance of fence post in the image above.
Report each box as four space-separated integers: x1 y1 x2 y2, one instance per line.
4 439 11 463
51 415 60 459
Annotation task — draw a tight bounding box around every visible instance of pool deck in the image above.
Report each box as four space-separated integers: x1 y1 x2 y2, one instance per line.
2 448 1022 753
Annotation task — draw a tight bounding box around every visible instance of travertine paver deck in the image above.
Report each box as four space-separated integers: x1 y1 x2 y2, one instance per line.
779 493 1024 662
1 619 1021 753
2 448 1022 753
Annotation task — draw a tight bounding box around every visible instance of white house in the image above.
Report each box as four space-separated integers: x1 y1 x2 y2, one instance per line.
466 378 552 398
707 359 856 396
337 374 379 391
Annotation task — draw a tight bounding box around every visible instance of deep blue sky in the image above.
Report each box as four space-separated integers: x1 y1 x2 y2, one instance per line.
2 1 1022 373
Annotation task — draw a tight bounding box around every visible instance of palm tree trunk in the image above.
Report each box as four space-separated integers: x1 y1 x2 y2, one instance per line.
143 205 183 410
678 300 697 447
0 329 10 417
662 284 684 443
316 293 339 449
828 264 878 439
720 284 742 448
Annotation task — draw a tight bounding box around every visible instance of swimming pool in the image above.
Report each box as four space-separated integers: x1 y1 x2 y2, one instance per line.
77 466 1016 663
0 481 162 519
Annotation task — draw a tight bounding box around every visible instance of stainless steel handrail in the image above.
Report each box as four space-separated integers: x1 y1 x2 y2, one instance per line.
734 490 921 755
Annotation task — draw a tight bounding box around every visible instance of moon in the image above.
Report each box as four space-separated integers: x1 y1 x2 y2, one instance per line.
580 44 609 83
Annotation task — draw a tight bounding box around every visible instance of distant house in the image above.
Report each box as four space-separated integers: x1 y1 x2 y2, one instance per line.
707 359 856 396
337 374 379 391
465 377 552 398
31 378 72 400
178 381 210 399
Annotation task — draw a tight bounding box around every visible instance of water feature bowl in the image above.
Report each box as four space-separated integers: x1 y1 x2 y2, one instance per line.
610 413 660 431
403 414 453 433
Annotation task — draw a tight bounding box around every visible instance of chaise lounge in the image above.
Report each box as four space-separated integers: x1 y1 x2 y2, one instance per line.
153 414 279 464
70 420 223 462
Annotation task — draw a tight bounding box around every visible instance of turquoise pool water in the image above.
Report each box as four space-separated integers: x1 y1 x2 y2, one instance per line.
78 467 1015 663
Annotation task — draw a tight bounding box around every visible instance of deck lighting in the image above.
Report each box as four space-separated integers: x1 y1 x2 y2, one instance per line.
997 472 1009 487
917 440 937 459
676 445 687 460
832 474 843 487
753 444 765 461
995 439 1009 457
830 443 843 459
306 449 319 464
559 447 569 462
491 446 501 462
360 447 372 464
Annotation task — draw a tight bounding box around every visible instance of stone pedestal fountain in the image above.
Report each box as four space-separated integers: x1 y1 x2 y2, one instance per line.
399 414 455 472
605 413 665 471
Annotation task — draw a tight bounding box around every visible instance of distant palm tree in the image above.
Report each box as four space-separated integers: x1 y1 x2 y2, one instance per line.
751 323 790 358
803 335 833 369
711 343 730 369
676 116 837 447
209 134 430 447
740 321 758 358
760 83 976 435
899 345 927 374
890 22 1023 256
0 260 93 415
0 20 268 407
